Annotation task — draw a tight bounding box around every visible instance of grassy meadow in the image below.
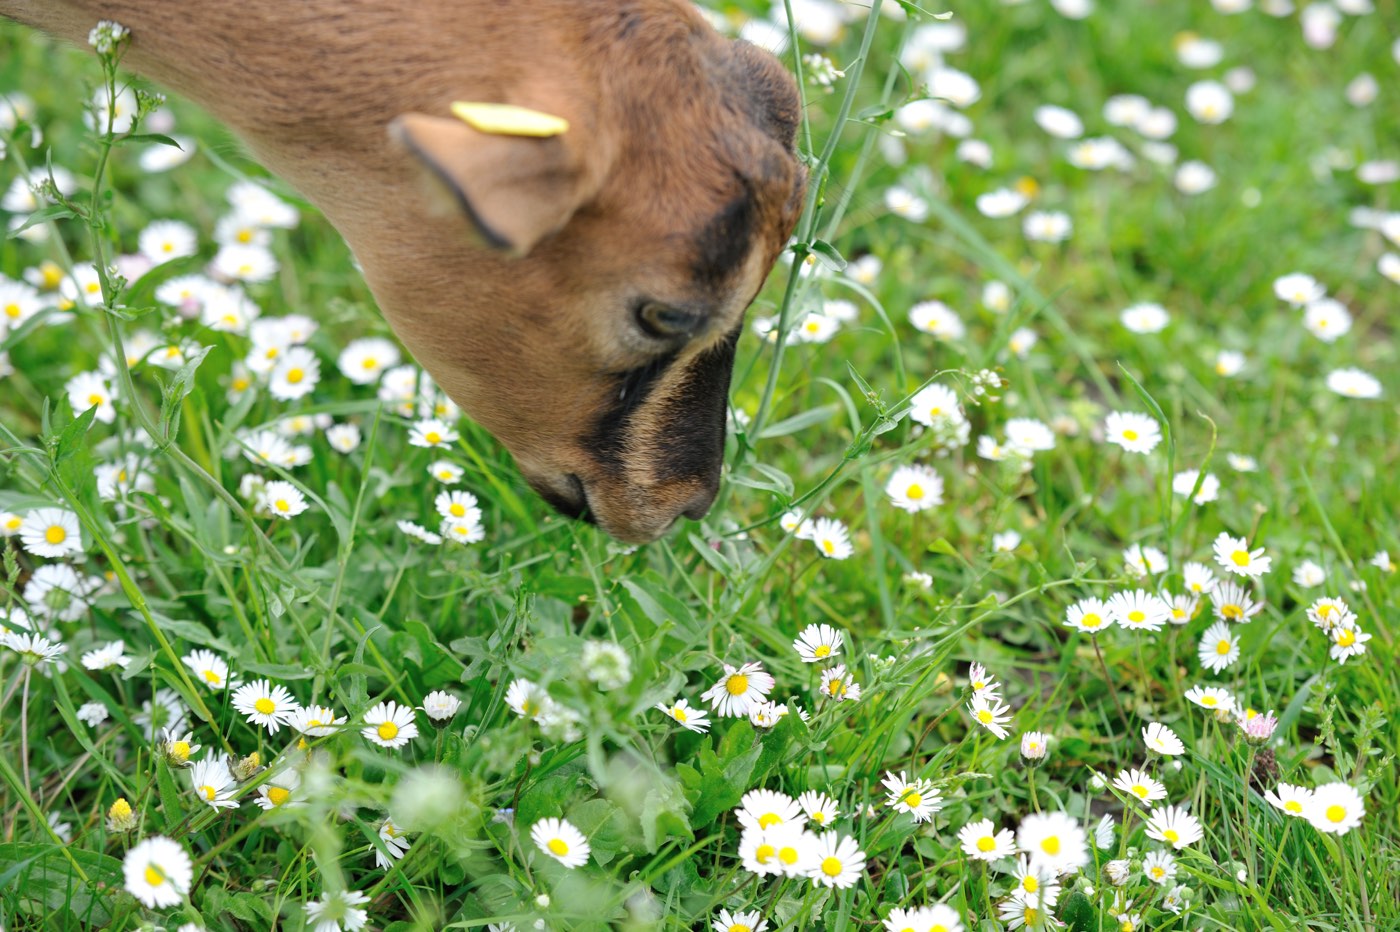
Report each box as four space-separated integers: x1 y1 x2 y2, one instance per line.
1 1 1398 930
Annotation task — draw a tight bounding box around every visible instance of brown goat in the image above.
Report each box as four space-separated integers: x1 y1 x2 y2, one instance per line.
0 0 806 542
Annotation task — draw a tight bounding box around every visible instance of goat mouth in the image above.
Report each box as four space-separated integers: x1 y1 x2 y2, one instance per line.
536 473 595 526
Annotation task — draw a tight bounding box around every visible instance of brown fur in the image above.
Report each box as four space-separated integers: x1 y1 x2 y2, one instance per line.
1 0 805 542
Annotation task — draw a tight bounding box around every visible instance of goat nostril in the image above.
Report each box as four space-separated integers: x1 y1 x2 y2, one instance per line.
680 485 719 522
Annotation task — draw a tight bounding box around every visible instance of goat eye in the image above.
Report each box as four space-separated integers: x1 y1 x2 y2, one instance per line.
635 302 704 340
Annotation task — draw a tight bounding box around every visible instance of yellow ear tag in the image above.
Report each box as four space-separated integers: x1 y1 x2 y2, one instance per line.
450 101 569 138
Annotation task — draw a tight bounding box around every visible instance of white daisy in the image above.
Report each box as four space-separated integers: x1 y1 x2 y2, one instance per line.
958 818 1016 860
885 464 944 512
882 771 942 822
805 832 865 888
231 679 299 733
18 508 83 559
189 755 239 810
792 623 843 662
1214 532 1272 577
656 698 711 734
362 700 419 749
531 817 590 868
122 836 193 908
1198 621 1240 673
701 662 775 718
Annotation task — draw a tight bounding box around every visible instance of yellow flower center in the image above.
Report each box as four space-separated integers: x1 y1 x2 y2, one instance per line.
286 368 304 384
1132 784 1149 798
977 836 996 852
1231 549 1251 567
907 483 924 500
977 710 993 723
813 812 825 824
143 865 165 887
1201 696 1217 707
162 242 174 253
671 706 687 722
1023 876 1039 893
903 792 922 808
202 669 221 684
171 741 190 762
1284 800 1302 813
1164 829 1180 842
548 838 569 856
377 721 399 741
1123 429 1139 441
778 846 799 865
267 786 291 807
1222 604 1243 620
274 499 290 512
1326 805 1346 823
814 645 831 658
5 517 20 530
1216 640 1232 655
755 844 775 864
361 357 377 370
1082 614 1101 628
44 526 67 545
424 431 442 444
1152 867 1165 878
4 303 20 318
757 813 782 829
731 925 751 932
725 674 749 696
1128 610 1145 623
822 539 835 555
88 393 104 405
820 856 843 877
450 503 466 517
254 697 275 715
232 377 251 391
1040 837 1060 856
1336 629 1355 647
200 784 216 801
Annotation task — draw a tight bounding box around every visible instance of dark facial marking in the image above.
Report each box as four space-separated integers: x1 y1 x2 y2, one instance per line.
585 348 683 467
692 186 756 289
650 325 740 484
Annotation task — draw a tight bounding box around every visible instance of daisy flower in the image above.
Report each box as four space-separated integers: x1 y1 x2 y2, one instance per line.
1210 581 1263 623
373 817 411 869
1143 722 1185 756
885 464 944 512
1183 561 1218 595
1005 418 1056 455
1144 806 1204 849
19 508 83 559
1093 814 1115 850
362 700 419 749
998 898 1048 931
1112 768 1167 805
409 418 458 449
1185 684 1235 714
1185 80 1233 123
305 889 371 932
289 704 347 737
189 755 239 810
701 662 775 718
4 632 68 666
908 383 966 430
713 909 769 932
967 694 1012 739
427 460 463 483
434 490 481 523
259 480 308 519
123 836 193 908
505 678 550 720
397 520 443 545
1106 589 1170 633
1143 849 1177 884
1329 618 1372 663
1307 597 1352 631
1023 210 1072 243
421 690 462 721
977 187 1029 218
441 516 485 545
656 698 711 733
1020 731 1051 760
797 791 839 829
337 337 400 384
738 789 805 832
810 517 853 559
778 509 814 538
66 371 117 423
531 817 590 868
1164 592 1200 625
958 818 1016 860
1369 550 1395 573
182 649 232 690
806 832 865 888
269 346 321 401
77 702 109 727
231 679 299 733
792 623 843 662
1124 544 1168 576
967 662 1000 698
1104 412 1162 454
1172 469 1220 505
1303 298 1351 342
882 771 942 822
82 640 129 671
325 423 361 453
1325 368 1381 399
1064 597 1113 634
158 728 200 767
884 906 964 932
1017 811 1089 874
748 699 784 729
1120 302 1169 334
253 767 301 810
1214 532 1272 577
1274 272 1325 306
1010 853 1062 906
1263 783 1313 818
1198 621 1241 674
909 301 966 340
819 664 862 702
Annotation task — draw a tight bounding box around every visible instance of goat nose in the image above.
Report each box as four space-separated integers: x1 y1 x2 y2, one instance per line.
680 482 719 522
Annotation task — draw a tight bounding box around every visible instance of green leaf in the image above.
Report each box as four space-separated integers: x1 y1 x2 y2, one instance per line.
1059 890 1098 931
640 781 693 854
6 204 76 238
755 404 838 440
0 843 124 926
155 758 185 831
809 239 847 272
124 132 186 149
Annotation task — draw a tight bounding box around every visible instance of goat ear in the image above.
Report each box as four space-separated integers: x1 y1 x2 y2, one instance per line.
390 111 597 257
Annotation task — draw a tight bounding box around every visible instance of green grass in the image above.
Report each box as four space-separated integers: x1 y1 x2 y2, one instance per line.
1 2 1398 930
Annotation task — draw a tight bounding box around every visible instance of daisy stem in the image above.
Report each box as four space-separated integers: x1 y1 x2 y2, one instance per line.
1092 637 1130 733
19 665 31 797
1241 745 1257 884
1027 763 1041 814
981 859 994 927
1351 833 1373 930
